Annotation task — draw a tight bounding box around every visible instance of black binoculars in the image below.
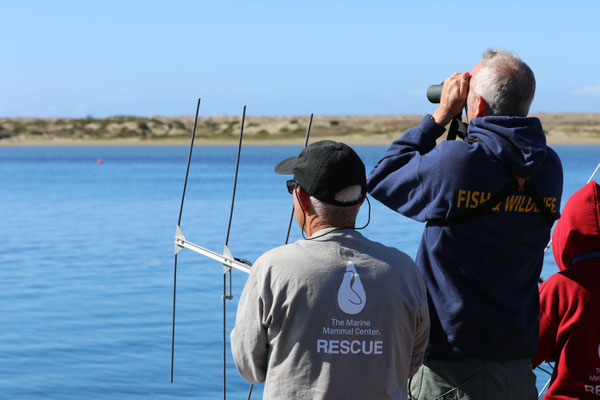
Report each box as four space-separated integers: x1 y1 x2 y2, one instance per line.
426 83 443 104
425 82 467 140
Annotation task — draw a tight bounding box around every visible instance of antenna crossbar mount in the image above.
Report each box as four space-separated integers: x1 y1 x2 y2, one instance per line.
174 226 251 274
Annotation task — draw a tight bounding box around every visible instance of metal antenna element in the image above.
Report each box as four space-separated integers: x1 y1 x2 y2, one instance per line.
284 113 314 244
171 98 202 383
225 106 246 247
538 377 552 399
589 161 600 184
543 160 600 254
537 362 555 399
223 105 247 400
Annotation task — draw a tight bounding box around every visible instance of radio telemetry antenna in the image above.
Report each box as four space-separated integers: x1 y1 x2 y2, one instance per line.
170 102 314 400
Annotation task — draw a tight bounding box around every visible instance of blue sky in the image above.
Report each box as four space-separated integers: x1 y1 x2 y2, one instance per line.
1 1 599 118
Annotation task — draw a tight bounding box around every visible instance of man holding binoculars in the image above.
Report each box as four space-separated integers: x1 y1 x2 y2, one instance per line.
367 49 563 399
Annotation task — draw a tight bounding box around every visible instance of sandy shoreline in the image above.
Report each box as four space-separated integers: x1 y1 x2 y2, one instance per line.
1 131 599 147
2 113 599 146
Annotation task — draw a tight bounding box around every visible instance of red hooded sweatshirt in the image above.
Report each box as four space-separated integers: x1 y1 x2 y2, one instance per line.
537 181 600 399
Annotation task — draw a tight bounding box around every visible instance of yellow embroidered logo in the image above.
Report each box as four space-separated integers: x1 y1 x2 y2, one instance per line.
456 189 557 214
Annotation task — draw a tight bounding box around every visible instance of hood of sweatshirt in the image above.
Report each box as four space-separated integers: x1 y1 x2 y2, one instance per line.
467 116 548 178
552 181 600 271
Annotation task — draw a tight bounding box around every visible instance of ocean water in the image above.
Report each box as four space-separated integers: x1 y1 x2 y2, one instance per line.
0 144 597 399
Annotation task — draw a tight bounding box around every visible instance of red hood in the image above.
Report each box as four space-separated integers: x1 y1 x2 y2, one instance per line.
552 181 600 271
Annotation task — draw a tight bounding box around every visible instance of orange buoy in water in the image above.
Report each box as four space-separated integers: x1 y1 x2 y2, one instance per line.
97 159 103 165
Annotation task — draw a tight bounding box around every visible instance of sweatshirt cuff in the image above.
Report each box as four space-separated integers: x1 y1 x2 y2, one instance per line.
421 115 447 138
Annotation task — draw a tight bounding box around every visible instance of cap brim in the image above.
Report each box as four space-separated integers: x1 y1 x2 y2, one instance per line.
274 157 297 175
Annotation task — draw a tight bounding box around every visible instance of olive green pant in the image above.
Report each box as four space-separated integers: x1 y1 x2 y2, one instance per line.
409 356 537 400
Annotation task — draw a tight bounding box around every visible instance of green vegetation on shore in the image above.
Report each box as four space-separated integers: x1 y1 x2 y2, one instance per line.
1 113 600 144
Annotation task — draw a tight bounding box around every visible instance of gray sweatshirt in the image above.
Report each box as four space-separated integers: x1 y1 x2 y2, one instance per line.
230 228 429 399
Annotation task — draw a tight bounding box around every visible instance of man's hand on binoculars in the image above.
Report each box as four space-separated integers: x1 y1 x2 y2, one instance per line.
432 72 471 127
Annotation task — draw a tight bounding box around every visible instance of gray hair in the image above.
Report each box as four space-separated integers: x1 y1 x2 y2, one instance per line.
309 185 363 226
470 49 536 117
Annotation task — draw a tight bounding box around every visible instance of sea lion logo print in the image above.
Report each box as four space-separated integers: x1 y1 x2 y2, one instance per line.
337 261 366 314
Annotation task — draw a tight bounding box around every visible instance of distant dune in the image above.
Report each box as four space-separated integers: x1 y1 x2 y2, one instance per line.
1 113 599 146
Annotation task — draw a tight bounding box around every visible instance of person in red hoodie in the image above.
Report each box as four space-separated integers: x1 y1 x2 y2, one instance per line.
537 180 600 399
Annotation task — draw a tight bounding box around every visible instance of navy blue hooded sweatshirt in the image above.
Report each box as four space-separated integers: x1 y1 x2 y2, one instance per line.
367 115 563 359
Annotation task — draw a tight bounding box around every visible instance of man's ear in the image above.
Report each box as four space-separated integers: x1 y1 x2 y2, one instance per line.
295 186 313 212
472 95 488 118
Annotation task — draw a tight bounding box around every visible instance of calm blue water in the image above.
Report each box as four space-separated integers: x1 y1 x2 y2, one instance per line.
1 144 597 399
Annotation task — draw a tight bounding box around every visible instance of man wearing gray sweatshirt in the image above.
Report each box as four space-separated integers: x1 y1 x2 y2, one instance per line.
230 140 429 399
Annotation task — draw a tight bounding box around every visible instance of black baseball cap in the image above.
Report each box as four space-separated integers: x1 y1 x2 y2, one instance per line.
274 140 367 207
